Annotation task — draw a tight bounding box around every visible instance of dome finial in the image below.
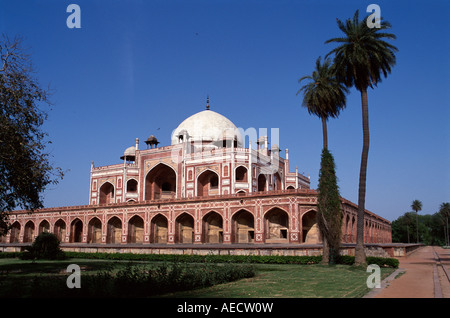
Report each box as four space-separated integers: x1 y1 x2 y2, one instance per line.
206 95 210 110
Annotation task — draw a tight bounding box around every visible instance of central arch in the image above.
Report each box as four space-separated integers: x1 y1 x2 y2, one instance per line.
145 163 177 200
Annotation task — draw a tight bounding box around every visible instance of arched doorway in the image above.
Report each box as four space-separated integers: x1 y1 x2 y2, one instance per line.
9 222 20 243
70 219 83 243
126 179 138 193
232 210 254 243
128 215 144 243
23 221 35 243
264 208 289 242
145 164 176 200
107 217 122 244
175 213 194 243
99 182 114 205
197 170 219 197
257 174 267 192
38 220 50 234
151 214 168 243
88 217 102 243
235 166 248 182
54 219 66 242
302 210 320 244
273 172 281 191
203 212 223 243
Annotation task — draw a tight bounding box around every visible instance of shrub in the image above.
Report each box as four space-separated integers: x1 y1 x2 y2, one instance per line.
15 262 255 298
366 256 399 268
20 232 65 260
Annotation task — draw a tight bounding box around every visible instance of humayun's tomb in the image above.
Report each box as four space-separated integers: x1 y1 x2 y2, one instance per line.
1 98 395 256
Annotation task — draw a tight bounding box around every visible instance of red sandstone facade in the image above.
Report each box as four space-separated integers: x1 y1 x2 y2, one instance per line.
1 106 392 246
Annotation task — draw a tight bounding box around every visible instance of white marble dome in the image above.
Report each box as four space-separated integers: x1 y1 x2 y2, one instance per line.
171 109 243 147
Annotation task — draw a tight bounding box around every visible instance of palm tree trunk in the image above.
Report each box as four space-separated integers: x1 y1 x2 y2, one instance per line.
355 88 369 266
321 116 328 150
320 116 329 263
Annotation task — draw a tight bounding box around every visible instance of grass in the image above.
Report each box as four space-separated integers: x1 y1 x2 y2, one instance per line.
165 264 395 298
0 258 394 298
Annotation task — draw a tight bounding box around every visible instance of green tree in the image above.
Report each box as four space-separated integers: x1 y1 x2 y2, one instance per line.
0 35 63 236
21 231 66 260
411 200 422 243
392 211 447 245
325 10 398 266
297 57 348 150
439 202 450 246
317 148 342 264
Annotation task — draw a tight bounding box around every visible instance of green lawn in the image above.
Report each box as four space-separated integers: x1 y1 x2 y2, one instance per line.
0 258 394 298
165 264 394 298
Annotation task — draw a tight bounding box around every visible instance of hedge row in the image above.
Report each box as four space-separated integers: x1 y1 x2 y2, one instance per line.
0 252 22 259
0 261 255 298
63 251 323 265
66 251 399 268
0 251 399 268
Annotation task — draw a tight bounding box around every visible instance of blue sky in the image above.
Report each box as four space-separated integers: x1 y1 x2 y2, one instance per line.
1 0 449 221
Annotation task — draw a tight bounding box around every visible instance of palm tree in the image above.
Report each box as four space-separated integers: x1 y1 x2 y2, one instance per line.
411 200 422 243
297 57 348 264
439 202 450 246
325 10 398 265
297 57 348 150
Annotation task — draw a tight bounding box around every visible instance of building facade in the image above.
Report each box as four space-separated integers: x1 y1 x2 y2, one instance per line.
1 102 392 246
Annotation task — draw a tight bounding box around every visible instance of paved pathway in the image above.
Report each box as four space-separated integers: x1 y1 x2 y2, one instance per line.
369 246 450 298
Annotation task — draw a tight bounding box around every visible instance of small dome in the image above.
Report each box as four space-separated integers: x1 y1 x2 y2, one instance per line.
120 146 136 160
145 135 159 144
171 110 243 147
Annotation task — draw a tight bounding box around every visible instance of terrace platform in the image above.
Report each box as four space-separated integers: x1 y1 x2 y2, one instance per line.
0 242 423 258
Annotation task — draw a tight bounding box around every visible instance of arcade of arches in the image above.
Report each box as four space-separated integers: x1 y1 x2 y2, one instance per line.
1 205 391 245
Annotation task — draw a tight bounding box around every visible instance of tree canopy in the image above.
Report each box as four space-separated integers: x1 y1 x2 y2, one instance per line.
0 35 63 235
